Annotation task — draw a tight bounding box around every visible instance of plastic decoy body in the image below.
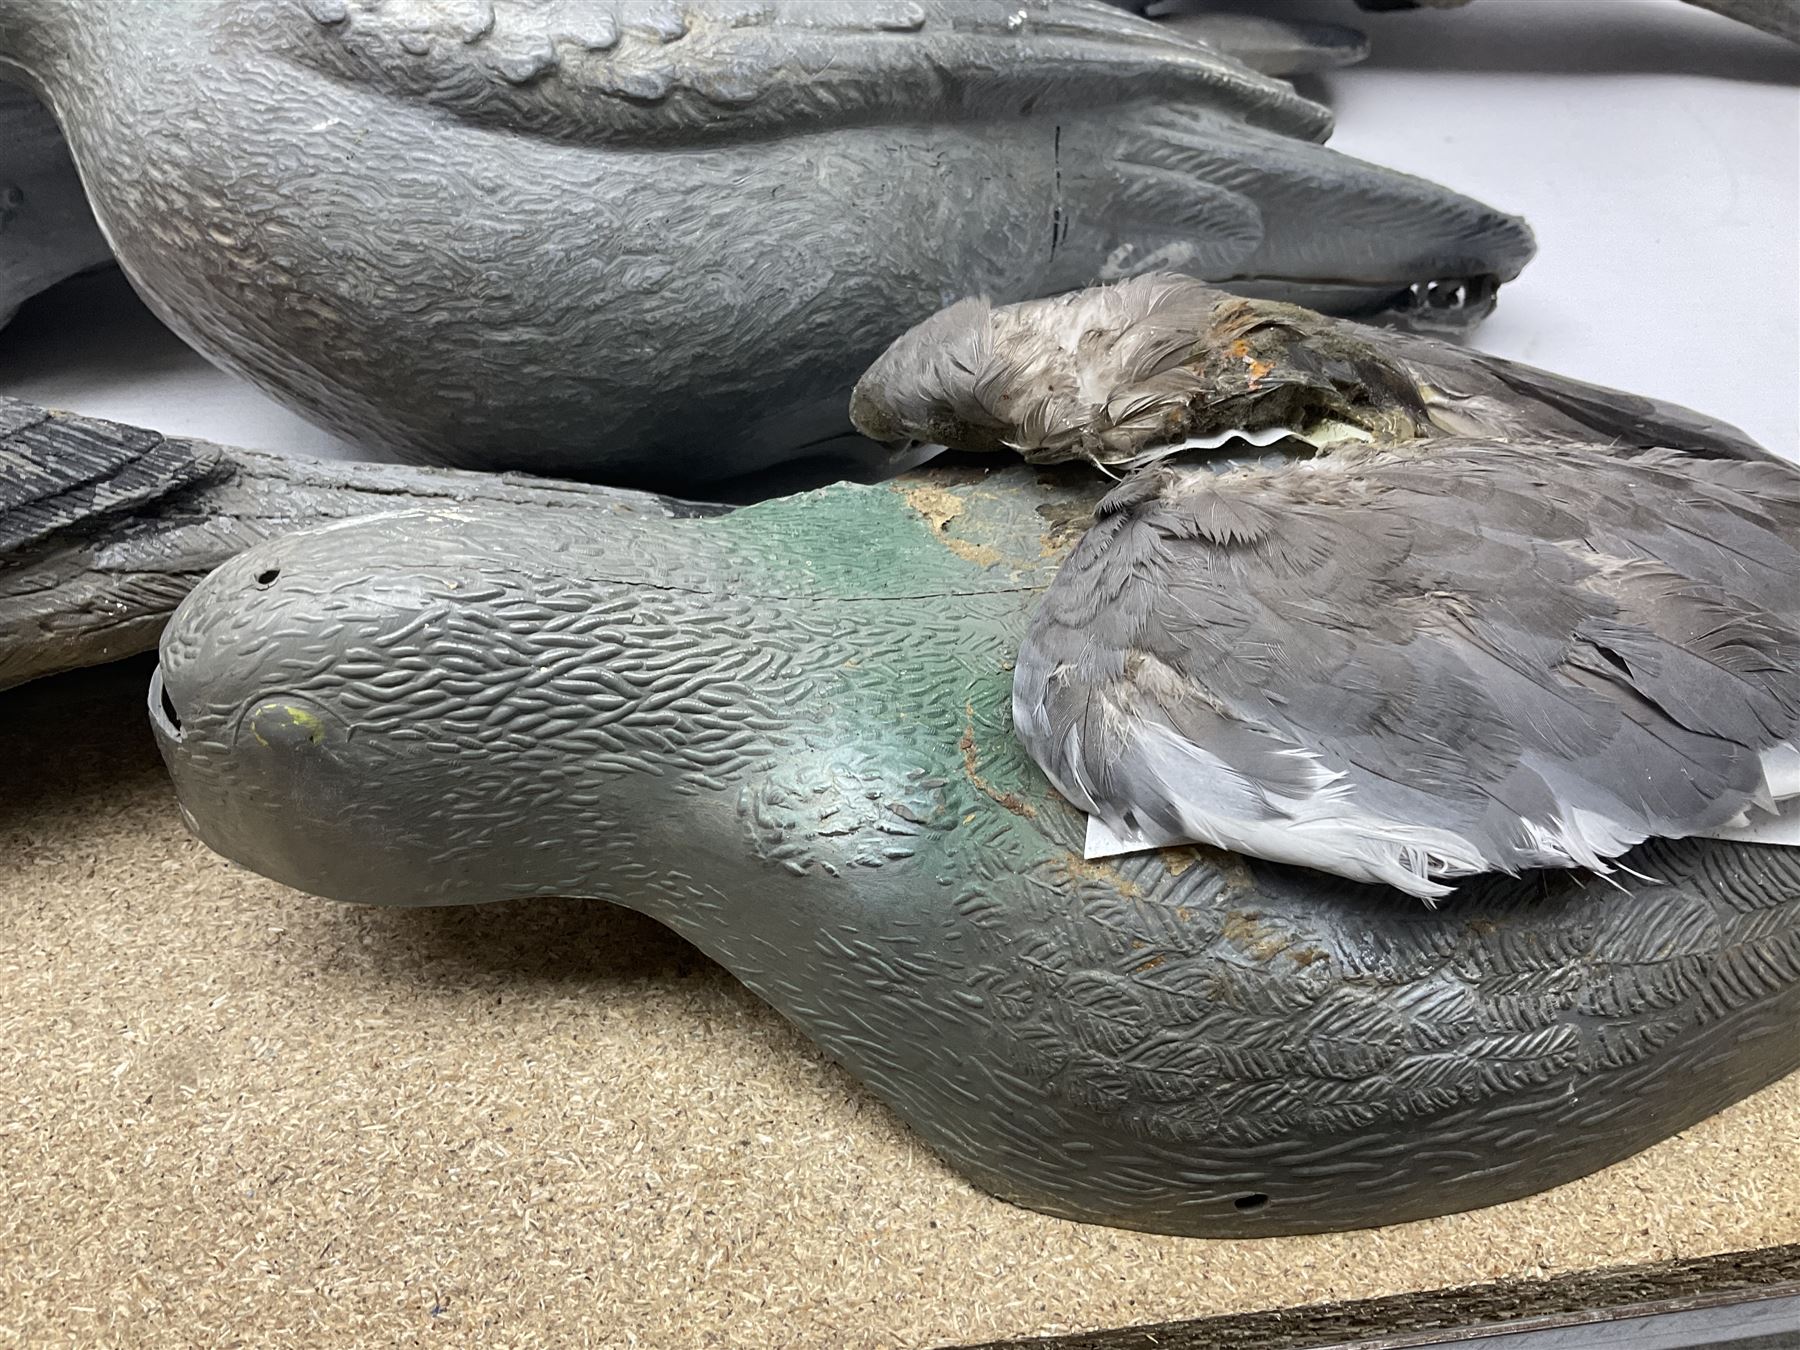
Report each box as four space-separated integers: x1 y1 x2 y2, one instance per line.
0 398 717 692
150 404 1799 1237
0 0 1530 488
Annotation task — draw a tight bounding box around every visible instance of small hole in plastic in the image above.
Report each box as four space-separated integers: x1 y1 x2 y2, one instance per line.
1234 1193 1269 1212
256 567 280 587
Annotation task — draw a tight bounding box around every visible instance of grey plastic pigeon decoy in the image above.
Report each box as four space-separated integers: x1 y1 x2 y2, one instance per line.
142 375 1800 1238
1144 12 1372 75
0 0 1531 488
0 398 720 692
852 276 1800 898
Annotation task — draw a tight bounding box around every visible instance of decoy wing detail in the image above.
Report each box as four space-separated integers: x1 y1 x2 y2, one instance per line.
0 403 221 559
276 0 1501 294
1348 0 1800 44
1013 441 1800 899
272 0 1332 146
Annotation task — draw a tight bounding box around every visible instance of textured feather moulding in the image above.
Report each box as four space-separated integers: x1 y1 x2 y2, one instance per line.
0 0 1533 486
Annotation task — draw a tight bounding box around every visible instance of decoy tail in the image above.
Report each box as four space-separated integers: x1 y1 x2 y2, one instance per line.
1350 0 1799 43
1153 13 1372 76
1080 108 1535 331
1686 0 1800 42
0 401 228 690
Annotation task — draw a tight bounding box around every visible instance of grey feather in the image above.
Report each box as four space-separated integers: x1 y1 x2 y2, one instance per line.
1014 439 1800 899
851 274 1773 466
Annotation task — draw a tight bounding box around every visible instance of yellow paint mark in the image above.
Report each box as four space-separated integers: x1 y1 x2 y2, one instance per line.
901 482 966 533
1222 909 1293 963
251 704 325 747
283 706 323 737
958 703 1038 820
903 483 1003 570
1057 851 1141 898
946 537 1003 568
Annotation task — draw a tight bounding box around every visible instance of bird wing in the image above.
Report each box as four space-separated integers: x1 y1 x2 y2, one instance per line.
0 401 223 558
1193 294 1779 463
860 278 1771 472
1375 331 1780 463
273 0 1329 147
1013 440 1800 899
